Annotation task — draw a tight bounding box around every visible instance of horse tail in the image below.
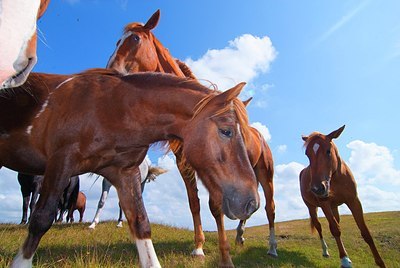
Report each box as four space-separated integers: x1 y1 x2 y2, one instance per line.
145 166 168 183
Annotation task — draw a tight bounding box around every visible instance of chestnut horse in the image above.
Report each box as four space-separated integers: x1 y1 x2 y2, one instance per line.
0 0 50 89
106 10 276 266
66 191 86 223
0 69 259 267
300 125 385 268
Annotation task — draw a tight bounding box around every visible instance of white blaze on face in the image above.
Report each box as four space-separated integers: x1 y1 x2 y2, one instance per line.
313 143 320 155
0 0 40 85
106 32 133 74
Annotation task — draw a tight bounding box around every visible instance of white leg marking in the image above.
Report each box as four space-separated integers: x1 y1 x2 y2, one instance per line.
55 77 75 89
341 256 352 267
268 227 278 257
313 143 320 154
10 249 33 268
136 239 161 268
321 238 330 257
191 248 205 257
116 221 123 228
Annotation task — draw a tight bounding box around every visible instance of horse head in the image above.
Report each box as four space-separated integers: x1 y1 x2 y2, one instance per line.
0 0 50 89
181 82 260 220
106 9 185 76
302 125 345 198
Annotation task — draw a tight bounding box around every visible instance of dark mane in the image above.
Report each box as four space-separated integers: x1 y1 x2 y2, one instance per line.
77 68 121 77
120 72 215 95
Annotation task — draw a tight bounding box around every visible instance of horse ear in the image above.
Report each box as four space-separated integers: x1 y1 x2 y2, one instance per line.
327 125 345 140
144 9 161 30
302 135 308 142
218 82 246 102
242 97 253 107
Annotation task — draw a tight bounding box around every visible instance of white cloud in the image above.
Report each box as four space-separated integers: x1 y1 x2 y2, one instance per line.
250 122 272 142
277 145 287 153
185 34 276 91
347 140 400 185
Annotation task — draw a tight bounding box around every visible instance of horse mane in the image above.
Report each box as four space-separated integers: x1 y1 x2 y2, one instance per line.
77 68 121 77
123 22 145 33
175 59 197 79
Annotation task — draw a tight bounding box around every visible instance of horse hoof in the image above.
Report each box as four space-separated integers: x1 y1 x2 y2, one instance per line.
340 256 352 268
235 237 245 246
323 253 330 258
88 223 96 229
116 222 123 228
218 260 235 268
267 251 278 258
191 248 205 259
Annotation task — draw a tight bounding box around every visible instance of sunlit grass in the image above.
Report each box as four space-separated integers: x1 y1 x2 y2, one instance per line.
0 211 398 267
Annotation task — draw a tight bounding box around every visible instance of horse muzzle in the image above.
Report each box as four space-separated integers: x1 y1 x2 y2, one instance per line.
222 186 260 220
311 180 330 198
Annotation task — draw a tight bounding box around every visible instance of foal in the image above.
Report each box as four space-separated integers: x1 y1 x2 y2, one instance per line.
300 125 385 268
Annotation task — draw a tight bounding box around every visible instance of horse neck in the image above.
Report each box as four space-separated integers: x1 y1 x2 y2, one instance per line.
152 35 186 77
124 80 207 142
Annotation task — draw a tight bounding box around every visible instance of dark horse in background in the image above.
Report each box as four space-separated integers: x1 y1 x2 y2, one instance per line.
300 125 385 268
17 174 80 224
1 69 259 267
17 173 43 225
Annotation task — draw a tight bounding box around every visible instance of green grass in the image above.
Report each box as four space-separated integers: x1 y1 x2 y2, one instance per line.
0 211 399 267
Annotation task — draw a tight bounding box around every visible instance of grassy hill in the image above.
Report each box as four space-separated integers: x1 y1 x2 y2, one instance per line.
0 211 399 267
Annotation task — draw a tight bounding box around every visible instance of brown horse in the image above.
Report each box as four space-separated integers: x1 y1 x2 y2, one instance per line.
0 0 50 89
300 125 385 268
106 10 276 266
67 191 86 223
0 69 259 267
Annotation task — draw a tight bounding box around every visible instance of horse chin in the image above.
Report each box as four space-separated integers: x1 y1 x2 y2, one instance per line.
1 57 37 89
222 198 239 220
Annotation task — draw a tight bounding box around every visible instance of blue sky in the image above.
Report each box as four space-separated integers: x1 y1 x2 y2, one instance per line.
1 0 399 231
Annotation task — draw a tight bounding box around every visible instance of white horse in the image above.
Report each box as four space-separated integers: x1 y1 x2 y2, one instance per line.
0 0 50 89
88 158 166 229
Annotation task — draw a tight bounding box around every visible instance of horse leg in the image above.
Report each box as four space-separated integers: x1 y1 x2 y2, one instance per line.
320 204 351 267
255 159 277 257
88 178 112 229
235 219 246 245
20 193 30 225
79 203 85 223
116 202 123 227
10 155 72 268
104 166 161 267
181 169 205 258
347 198 385 267
307 204 329 257
28 182 41 223
209 196 233 268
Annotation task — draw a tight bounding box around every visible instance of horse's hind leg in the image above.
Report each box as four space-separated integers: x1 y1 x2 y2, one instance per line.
347 198 385 267
307 204 330 257
28 179 41 223
116 203 123 227
20 194 31 225
104 166 160 267
255 158 277 257
235 219 246 245
88 178 112 229
11 156 72 268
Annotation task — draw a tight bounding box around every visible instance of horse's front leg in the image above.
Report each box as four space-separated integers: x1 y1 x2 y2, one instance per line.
320 203 351 267
107 166 161 267
11 155 73 268
209 196 233 268
347 198 385 267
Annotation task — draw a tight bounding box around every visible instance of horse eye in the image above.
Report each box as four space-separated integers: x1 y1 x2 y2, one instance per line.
132 34 140 42
219 129 232 138
327 150 331 156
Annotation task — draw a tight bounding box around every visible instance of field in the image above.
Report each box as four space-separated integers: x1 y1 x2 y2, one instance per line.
0 211 399 267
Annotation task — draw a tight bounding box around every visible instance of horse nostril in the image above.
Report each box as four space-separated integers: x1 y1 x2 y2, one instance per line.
246 199 259 216
311 184 326 196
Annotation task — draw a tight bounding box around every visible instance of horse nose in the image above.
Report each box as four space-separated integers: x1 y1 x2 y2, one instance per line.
246 199 259 216
311 183 326 196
